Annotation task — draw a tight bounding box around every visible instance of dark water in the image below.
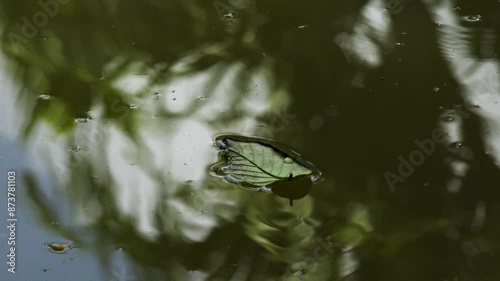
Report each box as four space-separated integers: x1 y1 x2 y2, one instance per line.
1 0 500 280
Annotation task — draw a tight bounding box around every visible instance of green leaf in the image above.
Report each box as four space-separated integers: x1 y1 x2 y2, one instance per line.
210 134 321 188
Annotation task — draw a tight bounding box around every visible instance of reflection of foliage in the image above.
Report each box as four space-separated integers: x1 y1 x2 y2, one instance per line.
0 0 263 136
244 195 315 262
4 0 500 280
0 0 360 137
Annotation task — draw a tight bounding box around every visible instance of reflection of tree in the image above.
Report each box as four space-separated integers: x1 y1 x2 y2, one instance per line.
3 0 500 280
334 0 500 280
1 1 338 279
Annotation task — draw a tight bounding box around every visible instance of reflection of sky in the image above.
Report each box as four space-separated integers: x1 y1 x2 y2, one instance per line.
1 45 284 247
0 52 142 281
0 139 106 281
95 55 278 242
0 62 24 137
3 1 498 278
336 0 500 190
430 0 500 190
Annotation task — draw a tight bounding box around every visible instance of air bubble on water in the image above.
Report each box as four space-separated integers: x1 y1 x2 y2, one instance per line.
75 117 90 123
396 42 405 46
284 157 294 164
292 269 307 277
224 11 237 18
68 145 82 152
464 14 482 22
39 93 51 100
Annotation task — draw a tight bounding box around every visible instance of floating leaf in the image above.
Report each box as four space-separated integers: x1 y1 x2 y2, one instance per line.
210 134 322 204
44 242 75 254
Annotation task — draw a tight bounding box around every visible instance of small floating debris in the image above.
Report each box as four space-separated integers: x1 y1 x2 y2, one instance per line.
129 104 139 109
444 115 455 122
39 93 51 100
463 14 482 22
44 242 75 254
223 11 237 18
75 117 90 123
68 145 82 152
298 25 308 29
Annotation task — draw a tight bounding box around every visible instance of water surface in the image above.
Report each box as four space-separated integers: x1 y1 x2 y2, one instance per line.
1 1 500 280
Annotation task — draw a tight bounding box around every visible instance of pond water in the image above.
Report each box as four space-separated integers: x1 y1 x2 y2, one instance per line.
1 0 500 281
